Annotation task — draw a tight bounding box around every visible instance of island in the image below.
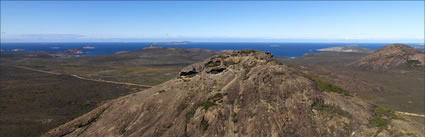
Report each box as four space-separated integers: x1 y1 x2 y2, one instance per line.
163 41 192 45
52 48 87 57
143 46 164 49
317 45 372 53
83 46 96 49
12 49 25 52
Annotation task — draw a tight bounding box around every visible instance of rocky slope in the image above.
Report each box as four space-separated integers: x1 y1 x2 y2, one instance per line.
351 44 424 70
43 50 423 137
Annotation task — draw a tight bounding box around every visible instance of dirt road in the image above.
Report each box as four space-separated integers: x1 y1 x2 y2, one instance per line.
11 66 425 118
14 66 153 88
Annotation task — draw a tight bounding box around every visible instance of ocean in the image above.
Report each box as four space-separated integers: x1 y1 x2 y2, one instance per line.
0 42 421 58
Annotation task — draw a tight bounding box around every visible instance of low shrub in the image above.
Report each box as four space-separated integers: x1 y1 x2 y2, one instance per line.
208 93 223 102
301 72 350 96
200 118 209 131
313 103 350 117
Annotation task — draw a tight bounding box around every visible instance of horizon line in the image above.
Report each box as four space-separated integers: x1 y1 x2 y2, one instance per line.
1 41 424 44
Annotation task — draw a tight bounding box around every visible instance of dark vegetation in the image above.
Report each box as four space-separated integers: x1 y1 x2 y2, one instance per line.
207 93 223 102
368 106 399 136
205 60 221 67
231 112 238 123
198 93 224 111
200 118 209 131
198 101 216 111
313 103 351 117
301 72 350 96
0 65 142 137
239 49 258 55
158 90 166 94
407 60 421 66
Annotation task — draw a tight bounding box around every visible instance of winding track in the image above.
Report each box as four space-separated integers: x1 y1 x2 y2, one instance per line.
13 65 153 88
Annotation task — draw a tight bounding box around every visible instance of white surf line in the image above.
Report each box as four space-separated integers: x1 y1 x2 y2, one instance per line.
14 66 153 88
396 111 425 118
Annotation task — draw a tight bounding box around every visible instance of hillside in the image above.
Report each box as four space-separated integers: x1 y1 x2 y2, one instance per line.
277 44 425 115
43 50 422 137
0 65 144 137
0 47 231 137
350 44 425 70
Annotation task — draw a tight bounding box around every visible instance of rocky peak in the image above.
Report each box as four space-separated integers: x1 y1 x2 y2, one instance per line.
351 43 424 70
180 50 277 78
43 50 422 137
374 43 421 56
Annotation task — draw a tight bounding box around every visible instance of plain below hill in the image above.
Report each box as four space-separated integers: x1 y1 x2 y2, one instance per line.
0 65 145 137
1 46 232 86
67 46 232 66
43 50 423 137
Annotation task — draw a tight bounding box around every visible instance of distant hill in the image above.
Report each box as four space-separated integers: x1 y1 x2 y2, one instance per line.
350 43 425 70
43 50 422 137
68 46 231 66
162 41 192 45
317 45 372 53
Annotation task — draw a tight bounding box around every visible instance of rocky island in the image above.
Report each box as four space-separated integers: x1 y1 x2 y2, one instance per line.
53 48 87 57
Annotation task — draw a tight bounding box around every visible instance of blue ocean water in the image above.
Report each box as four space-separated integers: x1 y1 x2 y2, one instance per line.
0 42 420 58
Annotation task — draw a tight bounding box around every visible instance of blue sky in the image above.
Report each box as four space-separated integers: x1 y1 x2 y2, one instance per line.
1 1 424 43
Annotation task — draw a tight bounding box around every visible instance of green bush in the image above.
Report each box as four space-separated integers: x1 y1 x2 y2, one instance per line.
375 106 396 118
206 61 221 67
208 93 223 101
200 118 209 131
240 49 258 55
369 117 387 128
242 66 251 81
313 104 350 117
185 108 196 120
368 106 397 132
119 128 126 135
198 101 216 110
232 112 238 123
301 72 350 96
407 60 421 65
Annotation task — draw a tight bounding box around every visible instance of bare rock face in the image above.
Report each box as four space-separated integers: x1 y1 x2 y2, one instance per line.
43 50 423 137
351 43 425 70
